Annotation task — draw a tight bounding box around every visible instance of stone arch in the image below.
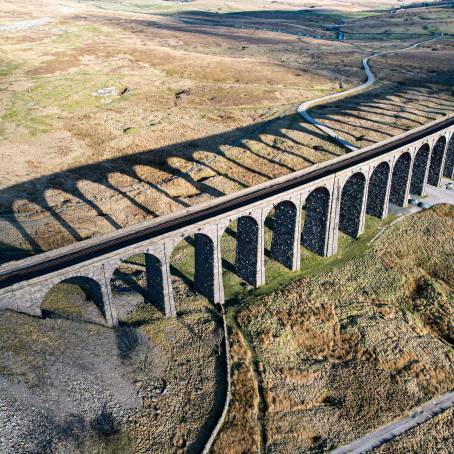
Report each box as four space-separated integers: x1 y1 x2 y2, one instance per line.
302 186 330 256
428 136 447 187
265 200 298 270
443 135 454 179
390 152 411 207
410 144 430 196
339 172 366 238
41 276 107 324
366 162 390 219
170 233 216 309
193 233 216 301
110 252 167 320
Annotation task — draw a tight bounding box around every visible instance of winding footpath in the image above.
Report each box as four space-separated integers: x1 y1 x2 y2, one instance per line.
298 34 444 151
201 309 232 454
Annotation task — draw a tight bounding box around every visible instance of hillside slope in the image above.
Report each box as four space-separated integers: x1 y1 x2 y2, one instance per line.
228 204 453 452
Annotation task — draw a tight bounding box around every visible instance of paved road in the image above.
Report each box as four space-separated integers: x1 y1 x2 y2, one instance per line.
298 34 444 150
331 391 454 453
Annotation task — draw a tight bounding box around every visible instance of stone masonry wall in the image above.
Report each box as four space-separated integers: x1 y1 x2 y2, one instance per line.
428 136 446 186
410 145 430 196
145 254 166 315
390 153 411 207
236 216 259 286
367 162 390 218
194 233 216 302
302 187 330 256
443 136 454 179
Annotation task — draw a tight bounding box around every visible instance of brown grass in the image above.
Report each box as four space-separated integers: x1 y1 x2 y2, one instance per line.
231 205 454 452
212 326 261 454
4 2 453 258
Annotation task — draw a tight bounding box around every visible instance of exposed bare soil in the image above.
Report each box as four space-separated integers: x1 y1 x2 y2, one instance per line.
0 292 225 453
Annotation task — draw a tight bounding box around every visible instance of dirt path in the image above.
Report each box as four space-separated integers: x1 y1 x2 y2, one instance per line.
201 309 232 454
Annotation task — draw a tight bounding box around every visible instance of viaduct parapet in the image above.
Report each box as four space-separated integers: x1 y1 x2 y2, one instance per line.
1 115 454 326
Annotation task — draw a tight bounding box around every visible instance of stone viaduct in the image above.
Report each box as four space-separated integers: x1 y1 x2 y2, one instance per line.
0 115 453 326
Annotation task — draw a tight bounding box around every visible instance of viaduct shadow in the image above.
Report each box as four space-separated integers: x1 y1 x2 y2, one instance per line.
0 48 453 266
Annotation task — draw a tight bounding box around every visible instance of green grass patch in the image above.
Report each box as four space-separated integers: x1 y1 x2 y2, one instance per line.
41 282 85 318
170 212 396 306
0 62 21 78
0 73 126 138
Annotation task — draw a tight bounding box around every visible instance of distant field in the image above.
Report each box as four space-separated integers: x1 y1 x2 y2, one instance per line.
0 0 452 262
74 0 405 15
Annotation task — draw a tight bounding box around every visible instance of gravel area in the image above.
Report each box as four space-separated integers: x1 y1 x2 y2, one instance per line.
0 311 141 453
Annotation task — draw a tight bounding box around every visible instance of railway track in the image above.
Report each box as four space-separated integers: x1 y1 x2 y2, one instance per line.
1 114 453 289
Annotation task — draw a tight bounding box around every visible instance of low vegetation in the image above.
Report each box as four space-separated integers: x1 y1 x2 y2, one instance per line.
217 204 453 452
0 291 225 453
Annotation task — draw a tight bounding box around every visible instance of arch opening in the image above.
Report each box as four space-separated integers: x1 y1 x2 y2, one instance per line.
410 144 430 196
390 153 411 207
41 276 106 324
170 233 216 313
339 173 366 238
265 201 298 270
301 187 330 256
236 216 260 286
220 216 260 297
428 136 447 187
110 253 167 322
366 162 390 219
443 136 454 179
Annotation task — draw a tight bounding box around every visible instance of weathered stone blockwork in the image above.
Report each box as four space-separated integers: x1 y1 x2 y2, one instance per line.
236 216 261 287
411 144 430 196
1 119 453 326
367 162 390 219
339 173 366 238
145 254 167 315
443 136 454 179
195 233 216 301
302 187 330 255
428 136 447 186
390 152 411 207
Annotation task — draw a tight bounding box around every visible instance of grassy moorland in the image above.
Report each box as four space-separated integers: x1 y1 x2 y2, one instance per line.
1 1 453 261
215 204 454 453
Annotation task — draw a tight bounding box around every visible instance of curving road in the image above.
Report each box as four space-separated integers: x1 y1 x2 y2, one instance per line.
298 34 444 151
331 391 454 453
